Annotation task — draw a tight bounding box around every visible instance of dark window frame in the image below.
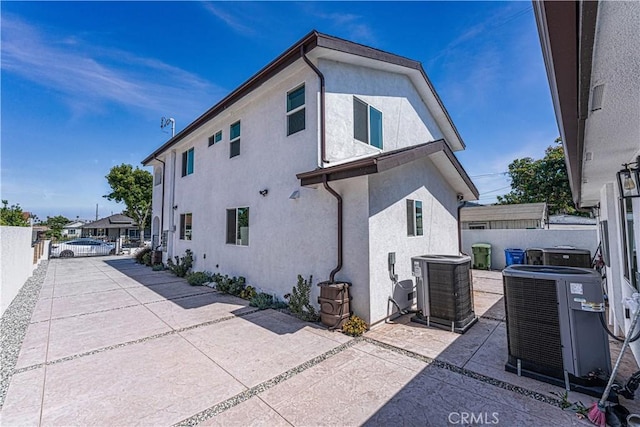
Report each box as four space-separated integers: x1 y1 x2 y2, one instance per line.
226 207 249 246
287 84 306 136
620 197 637 287
209 130 223 147
230 121 241 158
353 97 383 149
407 199 424 237
179 213 192 241
181 148 194 177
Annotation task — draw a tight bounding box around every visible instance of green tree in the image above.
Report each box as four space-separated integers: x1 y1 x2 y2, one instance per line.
0 200 30 226
44 215 71 239
104 164 153 245
497 139 582 215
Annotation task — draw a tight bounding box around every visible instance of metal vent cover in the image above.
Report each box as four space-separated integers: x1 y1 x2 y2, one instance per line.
504 275 563 375
542 248 591 268
428 263 473 321
590 83 605 111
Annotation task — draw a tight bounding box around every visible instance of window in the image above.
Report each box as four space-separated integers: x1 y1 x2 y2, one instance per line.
226 207 249 246
154 168 162 185
208 130 222 147
621 198 637 287
181 148 194 176
407 199 423 236
287 84 305 135
180 213 192 240
354 97 383 149
469 223 488 230
230 121 241 158
68 229 76 235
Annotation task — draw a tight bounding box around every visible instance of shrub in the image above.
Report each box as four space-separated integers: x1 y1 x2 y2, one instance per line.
287 275 319 322
141 251 152 266
240 285 257 300
216 275 231 293
187 271 213 286
250 292 274 310
166 249 193 278
271 297 288 310
135 247 152 264
227 276 246 296
342 315 368 337
152 263 164 271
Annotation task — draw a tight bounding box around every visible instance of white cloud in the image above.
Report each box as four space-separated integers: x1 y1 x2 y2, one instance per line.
314 11 376 44
202 3 257 35
289 4 376 45
1 14 223 116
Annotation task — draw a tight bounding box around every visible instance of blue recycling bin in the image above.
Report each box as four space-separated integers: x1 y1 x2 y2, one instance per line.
504 248 526 266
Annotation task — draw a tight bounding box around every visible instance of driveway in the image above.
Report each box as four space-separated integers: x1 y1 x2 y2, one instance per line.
0 257 621 426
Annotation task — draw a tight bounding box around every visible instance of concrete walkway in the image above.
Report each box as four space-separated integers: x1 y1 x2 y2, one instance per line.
0 257 617 426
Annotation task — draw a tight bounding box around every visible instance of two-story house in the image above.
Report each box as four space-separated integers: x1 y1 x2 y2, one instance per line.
142 31 478 326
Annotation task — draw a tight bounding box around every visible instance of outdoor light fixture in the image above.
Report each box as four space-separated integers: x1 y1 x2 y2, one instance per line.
289 190 300 200
616 156 640 199
259 189 269 197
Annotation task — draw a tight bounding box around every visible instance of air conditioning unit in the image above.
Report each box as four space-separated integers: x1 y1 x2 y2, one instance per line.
503 265 610 396
411 255 477 334
525 248 544 265
542 248 591 268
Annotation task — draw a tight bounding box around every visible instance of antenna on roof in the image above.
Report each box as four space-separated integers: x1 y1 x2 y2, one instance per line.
160 117 176 138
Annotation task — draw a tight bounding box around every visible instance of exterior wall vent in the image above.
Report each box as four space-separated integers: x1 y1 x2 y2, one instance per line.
590 84 605 111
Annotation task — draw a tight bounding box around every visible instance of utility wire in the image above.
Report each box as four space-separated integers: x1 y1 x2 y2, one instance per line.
470 172 508 178
480 185 511 196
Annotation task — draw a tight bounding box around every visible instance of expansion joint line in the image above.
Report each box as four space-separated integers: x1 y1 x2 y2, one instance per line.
12 308 262 375
360 337 564 409
173 338 361 426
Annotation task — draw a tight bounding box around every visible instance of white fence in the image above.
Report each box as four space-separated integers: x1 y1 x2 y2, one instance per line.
1 226 48 315
462 228 598 270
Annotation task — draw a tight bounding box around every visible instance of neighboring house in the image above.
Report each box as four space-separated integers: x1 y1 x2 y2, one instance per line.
62 221 86 238
548 214 597 230
534 1 639 357
82 214 138 242
31 225 49 243
460 202 547 230
142 30 478 325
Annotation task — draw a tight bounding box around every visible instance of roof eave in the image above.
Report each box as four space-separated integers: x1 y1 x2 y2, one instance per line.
142 30 466 164
313 34 465 151
142 30 320 165
533 0 598 208
296 140 478 199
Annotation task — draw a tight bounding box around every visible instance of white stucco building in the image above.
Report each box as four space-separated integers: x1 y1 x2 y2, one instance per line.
534 1 640 358
61 220 86 238
142 31 478 325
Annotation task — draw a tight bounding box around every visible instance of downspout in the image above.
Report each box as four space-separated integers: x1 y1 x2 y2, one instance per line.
457 199 466 255
323 174 342 282
301 44 341 282
300 45 329 165
168 151 177 259
154 156 166 250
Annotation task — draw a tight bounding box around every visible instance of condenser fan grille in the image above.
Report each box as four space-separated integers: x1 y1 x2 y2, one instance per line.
504 276 563 373
543 252 591 268
428 263 472 321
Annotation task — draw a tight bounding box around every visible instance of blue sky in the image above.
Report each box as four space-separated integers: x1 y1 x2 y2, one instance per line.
1 1 559 220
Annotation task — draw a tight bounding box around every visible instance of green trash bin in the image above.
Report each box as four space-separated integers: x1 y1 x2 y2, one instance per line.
471 243 492 270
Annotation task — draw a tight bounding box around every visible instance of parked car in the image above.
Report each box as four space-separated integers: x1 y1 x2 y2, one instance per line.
51 238 116 258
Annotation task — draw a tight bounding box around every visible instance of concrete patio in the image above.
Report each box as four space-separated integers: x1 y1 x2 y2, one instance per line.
1 257 635 426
